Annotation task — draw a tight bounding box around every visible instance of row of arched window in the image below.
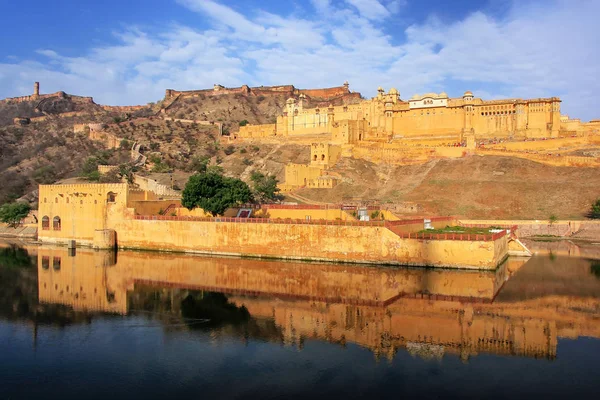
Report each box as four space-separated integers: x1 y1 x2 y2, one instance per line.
41 216 61 231
41 255 61 270
481 110 516 116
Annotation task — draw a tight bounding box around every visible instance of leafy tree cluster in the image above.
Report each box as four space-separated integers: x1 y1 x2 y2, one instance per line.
250 171 282 203
182 172 253 216
0 202 31 228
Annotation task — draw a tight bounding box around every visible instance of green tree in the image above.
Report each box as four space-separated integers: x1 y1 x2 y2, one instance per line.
250 171 282 203
120 139 131 149
591 199 600 219
0 202 31 228
189 156 209 173
239 120 249 127
182 172 253 216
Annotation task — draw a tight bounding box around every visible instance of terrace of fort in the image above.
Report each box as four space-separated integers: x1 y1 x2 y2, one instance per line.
234 86 600 190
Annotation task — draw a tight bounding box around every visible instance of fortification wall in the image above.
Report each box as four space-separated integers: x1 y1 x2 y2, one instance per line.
97 165 118 175
486 137 589 152
106 216 505 269
299 86 350 99
132 174 180 198
89 129 120 149
475 149 600 167
284 163 324 187
254 207 352 221
458 219 585 237
101 105 146 113
238 123 276 138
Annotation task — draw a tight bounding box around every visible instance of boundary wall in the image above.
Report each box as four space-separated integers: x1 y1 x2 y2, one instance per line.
458 219 599 237
106 215 507 270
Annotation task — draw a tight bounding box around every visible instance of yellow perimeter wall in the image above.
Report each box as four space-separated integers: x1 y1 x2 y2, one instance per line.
37 184 507 269
106 217 506 269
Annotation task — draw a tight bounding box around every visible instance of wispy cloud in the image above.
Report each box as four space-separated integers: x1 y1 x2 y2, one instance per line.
0 0 598 120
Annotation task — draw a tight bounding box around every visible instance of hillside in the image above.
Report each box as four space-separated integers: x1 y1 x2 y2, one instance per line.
1 86 600 220
296 155 600 219
0 95 147 203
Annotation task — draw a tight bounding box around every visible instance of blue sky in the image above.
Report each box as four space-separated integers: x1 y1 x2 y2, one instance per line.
1 0 599 120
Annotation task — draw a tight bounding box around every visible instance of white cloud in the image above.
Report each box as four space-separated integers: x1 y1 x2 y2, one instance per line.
345 0 390 20
0 0 599 120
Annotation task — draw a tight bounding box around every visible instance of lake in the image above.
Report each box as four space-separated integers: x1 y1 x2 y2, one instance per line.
1 241 599 399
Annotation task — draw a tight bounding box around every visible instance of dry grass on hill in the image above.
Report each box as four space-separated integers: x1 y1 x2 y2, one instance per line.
164 93 288 135
297 155 600 220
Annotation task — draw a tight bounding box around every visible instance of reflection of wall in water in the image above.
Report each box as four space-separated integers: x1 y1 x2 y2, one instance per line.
229 296 558 361
36 247 510 316
34 247 600 361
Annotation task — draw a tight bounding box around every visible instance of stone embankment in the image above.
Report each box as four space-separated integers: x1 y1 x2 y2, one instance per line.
0 224 37 239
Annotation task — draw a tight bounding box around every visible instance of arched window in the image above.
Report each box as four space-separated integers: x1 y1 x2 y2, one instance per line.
313 154 317 161
321 154 325 161
107 192 116 203
42 256 50 269
53 257 61 270
53 216 61 231
42 216 50 230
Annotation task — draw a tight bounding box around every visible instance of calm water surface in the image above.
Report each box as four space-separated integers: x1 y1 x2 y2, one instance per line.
1 241 599 400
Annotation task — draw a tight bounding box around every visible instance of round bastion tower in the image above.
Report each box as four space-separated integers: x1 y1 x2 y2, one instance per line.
33 82 40 99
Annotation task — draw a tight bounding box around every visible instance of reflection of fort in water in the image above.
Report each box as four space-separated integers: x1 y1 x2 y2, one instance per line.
37 247 600 361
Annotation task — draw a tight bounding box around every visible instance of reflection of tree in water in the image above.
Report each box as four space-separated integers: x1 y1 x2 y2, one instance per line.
591 261 600 278
181 292 250 327
129 288 283 342
182 292 283 342
0 245 35 269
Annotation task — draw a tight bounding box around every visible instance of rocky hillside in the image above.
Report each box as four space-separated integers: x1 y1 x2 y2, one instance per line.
2 87 600 220
0 96 144 204
296 155 600 219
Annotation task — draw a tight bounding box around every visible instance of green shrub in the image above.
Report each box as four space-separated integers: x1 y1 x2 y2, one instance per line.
590 199 600 219
0 202 31 228
224 145 236 155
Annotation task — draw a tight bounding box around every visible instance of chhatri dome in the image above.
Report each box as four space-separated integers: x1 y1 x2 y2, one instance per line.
463 90 473 97
389 87 399 95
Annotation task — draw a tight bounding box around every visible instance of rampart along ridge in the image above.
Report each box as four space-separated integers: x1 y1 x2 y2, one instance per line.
163 81 359 103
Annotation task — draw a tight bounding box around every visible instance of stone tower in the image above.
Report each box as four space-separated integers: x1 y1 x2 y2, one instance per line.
33 82 40 98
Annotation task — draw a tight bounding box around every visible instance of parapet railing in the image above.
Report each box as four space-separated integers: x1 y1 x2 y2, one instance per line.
245 203 381 210
132 215 505 241
389 230 506 241
133 215 386 226
384 216 455 225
